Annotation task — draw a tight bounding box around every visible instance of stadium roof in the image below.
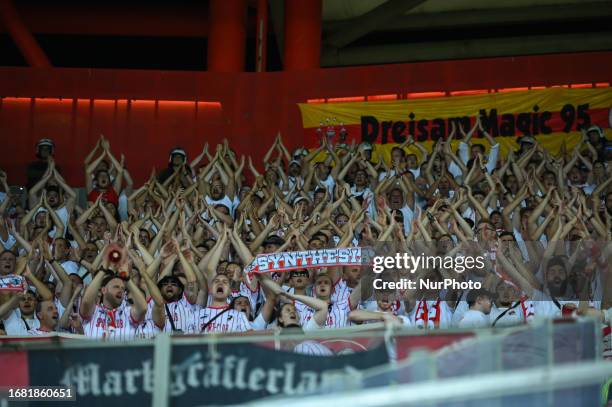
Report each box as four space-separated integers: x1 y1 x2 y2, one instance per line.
0 0 610 70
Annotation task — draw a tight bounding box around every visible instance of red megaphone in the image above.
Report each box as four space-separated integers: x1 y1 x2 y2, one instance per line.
105 243 123 264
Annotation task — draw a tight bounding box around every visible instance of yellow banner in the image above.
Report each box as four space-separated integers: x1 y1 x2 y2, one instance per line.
298 87 612 161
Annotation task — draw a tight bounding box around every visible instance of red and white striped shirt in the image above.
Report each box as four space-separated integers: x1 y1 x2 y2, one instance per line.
133 320 161 339
331 279 353 304
146 295 196 333
298 300 351 329
195 306 252 334
81 301 140 340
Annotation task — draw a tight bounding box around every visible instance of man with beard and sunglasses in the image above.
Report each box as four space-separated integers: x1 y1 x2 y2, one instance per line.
497 250 601 319
532 256 601 318
152 275 195 334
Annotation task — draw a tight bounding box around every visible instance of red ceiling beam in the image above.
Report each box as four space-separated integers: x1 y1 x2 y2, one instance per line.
0 4 258 38
0 52 609 102
0 0 50 67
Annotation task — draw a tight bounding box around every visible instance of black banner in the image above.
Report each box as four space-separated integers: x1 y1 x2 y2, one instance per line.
27 341 389 406
29 346 154 407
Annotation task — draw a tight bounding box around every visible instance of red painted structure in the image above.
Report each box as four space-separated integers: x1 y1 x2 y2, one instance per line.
0 51 611 186
207 0 247 72
0 0 50 67
284 0 322 70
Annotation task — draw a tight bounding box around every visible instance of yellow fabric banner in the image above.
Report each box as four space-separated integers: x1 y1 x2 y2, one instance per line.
298 87 612 161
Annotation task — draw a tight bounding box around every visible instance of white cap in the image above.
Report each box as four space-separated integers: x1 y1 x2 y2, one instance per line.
170 148 187 158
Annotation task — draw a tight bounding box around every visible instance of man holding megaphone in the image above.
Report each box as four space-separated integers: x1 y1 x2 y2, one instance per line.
79 244 147 340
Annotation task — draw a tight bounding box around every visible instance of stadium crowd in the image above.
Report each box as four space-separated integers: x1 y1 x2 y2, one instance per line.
0 119 611 343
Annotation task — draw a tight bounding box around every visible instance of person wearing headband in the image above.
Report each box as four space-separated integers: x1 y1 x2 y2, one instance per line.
157 146 192 186
26 138 60 190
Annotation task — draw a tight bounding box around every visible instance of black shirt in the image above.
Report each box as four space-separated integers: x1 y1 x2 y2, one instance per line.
25 160 61 190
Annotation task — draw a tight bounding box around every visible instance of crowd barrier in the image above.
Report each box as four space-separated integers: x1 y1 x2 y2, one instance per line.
0 318 602 406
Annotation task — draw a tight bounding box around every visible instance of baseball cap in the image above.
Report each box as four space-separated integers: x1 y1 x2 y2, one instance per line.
169 147 187 159
293 196 308 205
336 143 349 150
586 125 603 137
157 275 185 292
293 148 308 159
518 136 536 145
263 235 285 247
361 142 373 151
36 139 54 152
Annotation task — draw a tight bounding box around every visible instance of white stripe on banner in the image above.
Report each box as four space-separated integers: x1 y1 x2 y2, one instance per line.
246 247 373 275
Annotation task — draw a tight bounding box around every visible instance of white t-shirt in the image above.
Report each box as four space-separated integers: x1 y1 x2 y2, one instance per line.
458 309 489 328
399 205 414 235
204 195 239 218
47 260 80 285
489 303 525 327
319 175 336 197
36 206 69 238
531 289 601 319
378 170 396 182
350 186 375 218
251 312 268 330
3 309 40 336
